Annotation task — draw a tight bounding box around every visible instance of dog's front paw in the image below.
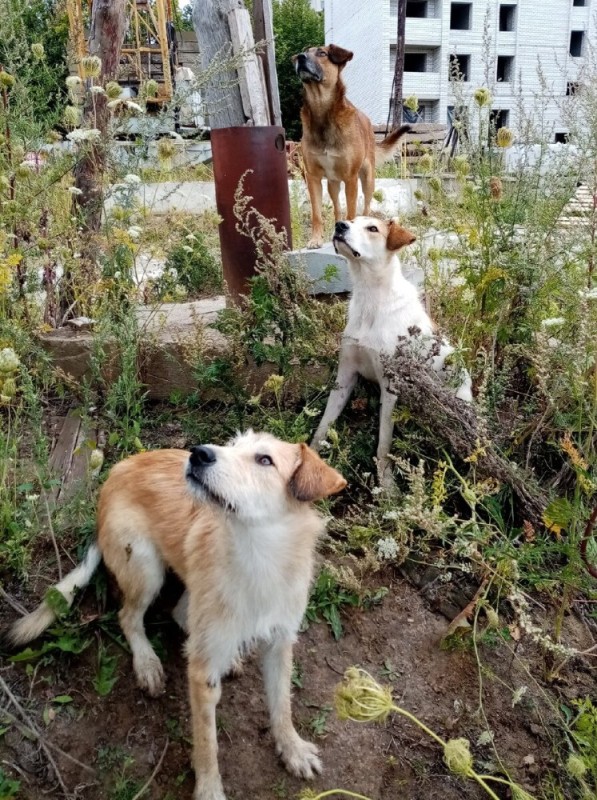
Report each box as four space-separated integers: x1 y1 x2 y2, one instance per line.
134 653 165 697
194 775 226 800
306 237 323 249
278 736 322 779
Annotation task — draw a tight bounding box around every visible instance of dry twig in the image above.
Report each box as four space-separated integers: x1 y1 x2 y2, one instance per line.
383 346 548 526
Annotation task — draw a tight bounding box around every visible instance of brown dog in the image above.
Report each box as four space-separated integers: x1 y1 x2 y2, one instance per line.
293 44 411 248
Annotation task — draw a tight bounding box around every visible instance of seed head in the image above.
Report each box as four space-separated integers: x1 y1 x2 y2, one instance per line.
144 79 159 98
89 449 104 472
566 754 587 779
474 87 492 107
496 127 514 148
418 153 434 174
157 137 177 161
404 95 419 112
81 55 102 79
335 667 394 724
443 737 473 776
63 105 81 128
0 347 20 373
0 71 15 89
1 377 17 398
489 176 503 200
31 42 45 61
105 81 123 100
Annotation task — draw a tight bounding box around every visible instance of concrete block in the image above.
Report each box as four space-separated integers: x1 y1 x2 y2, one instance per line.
287 243 351 294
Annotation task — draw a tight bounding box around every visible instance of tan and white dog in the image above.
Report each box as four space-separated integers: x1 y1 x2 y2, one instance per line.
5 431 346 800
311 217 472 482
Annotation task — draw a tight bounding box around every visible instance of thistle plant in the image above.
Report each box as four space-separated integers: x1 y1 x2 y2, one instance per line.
330 668 534 800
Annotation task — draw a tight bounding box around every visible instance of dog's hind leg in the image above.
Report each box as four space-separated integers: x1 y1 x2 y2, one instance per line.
376 388 398 487
262 638 321 779
311 357 358 451
109 539 166 696
327 179 342 221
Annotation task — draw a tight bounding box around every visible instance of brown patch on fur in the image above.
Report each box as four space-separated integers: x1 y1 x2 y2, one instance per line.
290 443 347 502
386 219 417 251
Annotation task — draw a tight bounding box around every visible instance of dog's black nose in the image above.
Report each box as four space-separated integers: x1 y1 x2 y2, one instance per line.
335 221 349 235
297 52 307 62
190 446 217 468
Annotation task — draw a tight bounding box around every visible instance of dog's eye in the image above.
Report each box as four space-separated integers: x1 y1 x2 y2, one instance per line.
316 49 327 57
256 454 274 466
367 225 379 233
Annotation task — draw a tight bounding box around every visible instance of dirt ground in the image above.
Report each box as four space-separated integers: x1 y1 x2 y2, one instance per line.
2 560 592 800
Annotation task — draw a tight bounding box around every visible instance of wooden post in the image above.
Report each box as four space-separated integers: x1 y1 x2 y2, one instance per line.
391 0 406 128
253 0 282 127
73 0 128 232
193 0 270 128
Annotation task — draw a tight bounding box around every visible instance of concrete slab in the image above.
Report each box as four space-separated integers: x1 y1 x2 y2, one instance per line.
287 244 350 294
105 178 421 218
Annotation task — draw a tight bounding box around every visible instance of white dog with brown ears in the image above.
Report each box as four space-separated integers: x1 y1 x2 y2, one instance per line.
5 431 347 800
311 216 472 483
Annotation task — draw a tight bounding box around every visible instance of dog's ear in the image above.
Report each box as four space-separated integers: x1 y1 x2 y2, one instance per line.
290 443 347 502
327 44 354 67
387 219 417 251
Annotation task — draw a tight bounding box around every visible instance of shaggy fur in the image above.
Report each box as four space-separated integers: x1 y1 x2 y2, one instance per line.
5 431 346 800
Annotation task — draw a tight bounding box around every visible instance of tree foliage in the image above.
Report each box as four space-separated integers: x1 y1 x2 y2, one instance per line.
0 0 69 135
272 0 323 140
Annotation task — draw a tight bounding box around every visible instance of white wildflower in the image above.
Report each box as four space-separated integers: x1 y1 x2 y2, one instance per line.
0 348 20 373
319 441 331 450
125 101 144 113
540 317 565 328
512 686 527 707
89 449 104 475
90 85 105 95
25 494 39 503
185 233 197 242
123 173 141 185
66 75 82 89
182 245 193 254
476 730 494 747
66 128 102 143
376 536 399 560
383 510 399 520
68 186 83 195
303 407 320 417
371 486 383 496
127 226 142 240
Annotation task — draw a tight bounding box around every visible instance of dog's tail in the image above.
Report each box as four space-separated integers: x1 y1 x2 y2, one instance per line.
375 123 412 166
3 544 102 648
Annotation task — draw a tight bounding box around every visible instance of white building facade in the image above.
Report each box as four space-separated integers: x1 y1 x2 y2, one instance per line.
323 0 596 137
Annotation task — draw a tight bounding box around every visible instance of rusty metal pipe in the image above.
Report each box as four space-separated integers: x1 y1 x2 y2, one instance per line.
210 126 292 300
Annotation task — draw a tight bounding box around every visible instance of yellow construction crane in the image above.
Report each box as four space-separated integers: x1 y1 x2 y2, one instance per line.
66 0 177 105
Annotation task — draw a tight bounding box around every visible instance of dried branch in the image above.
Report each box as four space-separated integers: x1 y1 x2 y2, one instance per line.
383 345 548 526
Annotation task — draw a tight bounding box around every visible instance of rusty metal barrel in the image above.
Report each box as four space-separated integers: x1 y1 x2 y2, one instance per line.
210 126 292 300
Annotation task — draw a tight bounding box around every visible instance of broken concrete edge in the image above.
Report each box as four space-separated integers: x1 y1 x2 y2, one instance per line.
37 307 336 402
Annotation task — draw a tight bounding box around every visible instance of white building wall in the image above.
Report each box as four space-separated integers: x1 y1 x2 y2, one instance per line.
324 0 596 136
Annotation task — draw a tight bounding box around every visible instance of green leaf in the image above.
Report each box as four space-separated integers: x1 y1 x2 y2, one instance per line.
44 587 70 618
543 497 574 534
52 695 73 704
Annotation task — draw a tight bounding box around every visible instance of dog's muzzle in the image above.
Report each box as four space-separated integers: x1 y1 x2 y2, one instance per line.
333 221 360 258
186 446 232 510
187 445 216 489
295 53 323 83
